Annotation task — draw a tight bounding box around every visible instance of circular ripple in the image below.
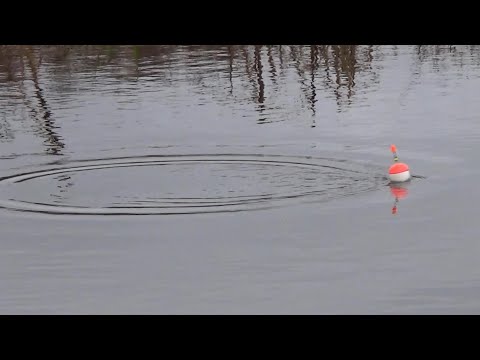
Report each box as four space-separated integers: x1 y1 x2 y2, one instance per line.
0 154 387 216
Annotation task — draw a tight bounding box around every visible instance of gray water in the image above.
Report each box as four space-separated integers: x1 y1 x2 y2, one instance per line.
0 45 479 314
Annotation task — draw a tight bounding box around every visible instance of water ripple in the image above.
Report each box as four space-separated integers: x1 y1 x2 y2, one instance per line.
0 154 386 216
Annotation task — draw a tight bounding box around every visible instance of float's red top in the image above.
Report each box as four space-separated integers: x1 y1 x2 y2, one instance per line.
389 162 409 174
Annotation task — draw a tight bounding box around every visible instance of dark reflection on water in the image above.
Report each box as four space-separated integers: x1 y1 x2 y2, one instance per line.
23 48 65 155
309 45 319 125
1 45 474 138
253 45 266 123
0 46 65 154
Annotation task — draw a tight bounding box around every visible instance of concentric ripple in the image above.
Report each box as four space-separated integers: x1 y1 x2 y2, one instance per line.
0 154 387 216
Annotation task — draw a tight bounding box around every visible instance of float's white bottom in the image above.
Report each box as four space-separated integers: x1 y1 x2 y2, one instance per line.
388 170 411 183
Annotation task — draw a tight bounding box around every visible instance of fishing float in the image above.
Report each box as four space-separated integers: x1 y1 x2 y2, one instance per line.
388 144 411 183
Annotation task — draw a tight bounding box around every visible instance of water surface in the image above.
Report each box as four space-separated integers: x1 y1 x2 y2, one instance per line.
1 45 479 314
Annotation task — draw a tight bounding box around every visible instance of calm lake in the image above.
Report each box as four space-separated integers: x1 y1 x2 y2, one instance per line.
1 45 479 314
